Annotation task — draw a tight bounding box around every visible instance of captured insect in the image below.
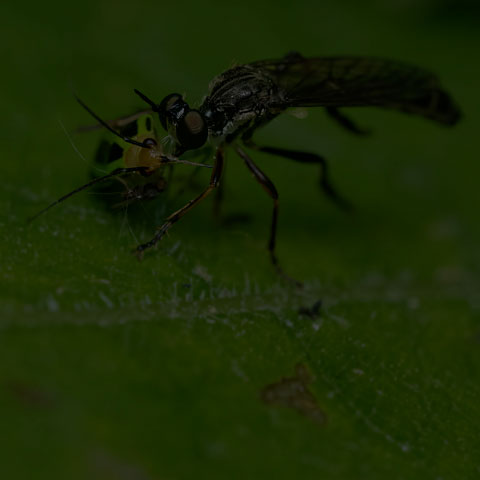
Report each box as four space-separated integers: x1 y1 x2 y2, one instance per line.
86 111 211 209
31 102 211 218
89 112 168 208
33 52 461 283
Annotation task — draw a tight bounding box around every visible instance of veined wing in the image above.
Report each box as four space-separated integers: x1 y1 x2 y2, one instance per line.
250 56 461 125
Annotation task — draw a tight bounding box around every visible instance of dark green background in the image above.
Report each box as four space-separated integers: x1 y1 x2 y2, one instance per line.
1 0 479 478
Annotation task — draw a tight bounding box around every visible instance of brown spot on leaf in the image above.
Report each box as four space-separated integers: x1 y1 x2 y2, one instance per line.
261 363 327 425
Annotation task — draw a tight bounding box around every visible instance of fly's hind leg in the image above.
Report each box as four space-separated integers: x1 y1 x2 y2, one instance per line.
134 148 224 257
235 145 302 287
243 138 353 212
326 107 370 136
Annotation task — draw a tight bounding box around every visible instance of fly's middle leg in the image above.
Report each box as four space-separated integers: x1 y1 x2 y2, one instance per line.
235 145 302 287
213 166 224 220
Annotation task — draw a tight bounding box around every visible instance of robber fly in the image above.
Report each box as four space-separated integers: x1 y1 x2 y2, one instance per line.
33 52 461 284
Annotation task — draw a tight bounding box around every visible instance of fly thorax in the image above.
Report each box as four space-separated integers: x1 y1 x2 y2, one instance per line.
203 105 255 138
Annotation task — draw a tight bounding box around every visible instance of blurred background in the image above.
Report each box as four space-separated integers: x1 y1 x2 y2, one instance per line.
1 0 479 479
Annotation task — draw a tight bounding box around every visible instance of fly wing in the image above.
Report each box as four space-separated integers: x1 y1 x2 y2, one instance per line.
250 56 461 125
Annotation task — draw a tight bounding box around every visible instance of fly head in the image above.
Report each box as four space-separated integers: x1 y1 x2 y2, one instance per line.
134 89 208 155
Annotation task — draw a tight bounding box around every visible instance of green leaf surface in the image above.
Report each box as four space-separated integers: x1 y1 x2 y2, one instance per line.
2 1 480 478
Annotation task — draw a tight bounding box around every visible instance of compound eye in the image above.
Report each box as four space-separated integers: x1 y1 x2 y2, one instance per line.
158 93 183 129
176 110 208 150
143 137 157 148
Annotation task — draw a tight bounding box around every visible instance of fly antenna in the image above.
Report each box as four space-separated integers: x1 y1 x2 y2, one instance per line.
75 96 152 148
134 89 159 111
28 166 148 223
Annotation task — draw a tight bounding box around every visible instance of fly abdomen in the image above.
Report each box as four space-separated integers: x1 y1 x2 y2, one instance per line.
407 88 461 126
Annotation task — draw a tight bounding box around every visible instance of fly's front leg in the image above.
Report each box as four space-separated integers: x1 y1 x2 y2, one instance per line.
243 137 353 212
235 145 302 287
134 148 224 257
